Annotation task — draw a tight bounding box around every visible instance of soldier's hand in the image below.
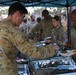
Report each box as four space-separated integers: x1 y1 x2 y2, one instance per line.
71 52 76 61
53 45 59 51
45 39 51 44
64 42 71 48
29 39 34 43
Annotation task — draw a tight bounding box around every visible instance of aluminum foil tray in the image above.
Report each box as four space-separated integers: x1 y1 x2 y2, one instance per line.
29 56 76 75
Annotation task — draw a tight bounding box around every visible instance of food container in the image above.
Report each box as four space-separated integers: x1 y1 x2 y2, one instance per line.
29 56 76 75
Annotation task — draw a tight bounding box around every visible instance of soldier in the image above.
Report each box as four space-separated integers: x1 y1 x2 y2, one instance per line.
46 15 68 50
65 9 76 50
28 17 42 42
19 18 28 36
70 9 76 50
66 9 76 62
39 9 53 40
51 15 68 49
27 14 37 33
0 2 55 75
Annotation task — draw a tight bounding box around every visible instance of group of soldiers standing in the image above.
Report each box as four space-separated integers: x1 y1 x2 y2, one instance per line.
19 9 67 49
0 2 76 75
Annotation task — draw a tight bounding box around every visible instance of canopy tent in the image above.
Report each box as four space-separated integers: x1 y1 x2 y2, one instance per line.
0 0 76 42
0 0 76 7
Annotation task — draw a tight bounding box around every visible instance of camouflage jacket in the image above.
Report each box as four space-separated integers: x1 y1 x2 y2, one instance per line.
0 19 55 75
51 24 68 49
71 27 76 49
39 16 53 40
28 23 42 42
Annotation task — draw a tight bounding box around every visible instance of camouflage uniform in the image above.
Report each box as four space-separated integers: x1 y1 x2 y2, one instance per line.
28 23 41 42
39 16 53 40
51 24 67 49
35 44 56 59
0 19 55 75
71 27 76 49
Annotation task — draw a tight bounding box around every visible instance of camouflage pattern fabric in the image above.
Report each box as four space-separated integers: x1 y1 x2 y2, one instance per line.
51 25 67 49
71 27 76 49
28 23 41 42
39 16 53 40
33 44 56 59
0 19 55 75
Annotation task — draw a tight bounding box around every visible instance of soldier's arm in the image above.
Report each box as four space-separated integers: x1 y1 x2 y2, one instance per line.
11 30 52 59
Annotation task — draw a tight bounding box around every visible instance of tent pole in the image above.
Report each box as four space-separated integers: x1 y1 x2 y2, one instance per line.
67 7 71 43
